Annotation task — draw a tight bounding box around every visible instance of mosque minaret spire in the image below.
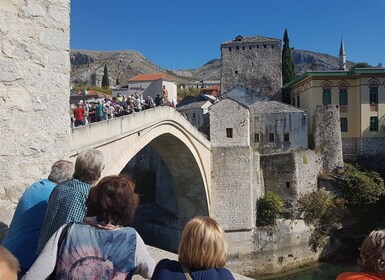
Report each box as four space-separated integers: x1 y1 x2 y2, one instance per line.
339 36 347 71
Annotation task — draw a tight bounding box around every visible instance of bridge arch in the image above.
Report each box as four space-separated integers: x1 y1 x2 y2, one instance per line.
69 107 211 249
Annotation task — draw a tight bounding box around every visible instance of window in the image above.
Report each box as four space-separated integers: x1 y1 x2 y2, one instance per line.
370 87 378 104
229 47 232 51
292 97 295 106
251 62 254 66
296 96 300 107
339 89 348 105
234 70 238 74
271 45 275 49
226 128 233 138
254 133 260 142
286 182 290 188
242 46 245 50
263 45 267 48
284 133 290 142
236 46 239 50
340 117 348 132
257 45 260 49
269 133 275 142
192 113 196 118
249 46 252 50
370 117 378 131
323 89 331 105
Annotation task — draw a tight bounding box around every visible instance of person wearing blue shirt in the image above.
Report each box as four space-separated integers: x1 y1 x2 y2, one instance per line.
36 149 104 255
1 160 74 276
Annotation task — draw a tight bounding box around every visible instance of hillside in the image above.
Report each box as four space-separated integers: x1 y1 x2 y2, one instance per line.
70 49 356 87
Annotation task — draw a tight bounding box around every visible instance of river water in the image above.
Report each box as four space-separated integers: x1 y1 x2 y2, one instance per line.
252 263 355 280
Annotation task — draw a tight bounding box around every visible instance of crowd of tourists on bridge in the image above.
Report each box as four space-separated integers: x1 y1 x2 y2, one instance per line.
71 91 176 127
0 149 235 280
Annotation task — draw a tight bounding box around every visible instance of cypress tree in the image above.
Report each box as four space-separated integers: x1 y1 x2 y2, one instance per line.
102 65 109 88
282 29 295 104
116 77 120 85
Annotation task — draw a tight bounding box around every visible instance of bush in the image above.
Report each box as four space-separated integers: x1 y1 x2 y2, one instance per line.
335 163 385 205
256 191 284 227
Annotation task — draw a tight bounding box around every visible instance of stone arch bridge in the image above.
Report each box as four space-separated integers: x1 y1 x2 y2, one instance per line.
70 107 213 249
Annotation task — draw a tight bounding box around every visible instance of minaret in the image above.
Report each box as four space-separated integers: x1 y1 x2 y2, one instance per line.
339 37 347 71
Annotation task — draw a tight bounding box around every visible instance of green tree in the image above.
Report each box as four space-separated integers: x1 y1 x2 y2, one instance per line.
102 65 109 88
351 62 372 69
256 191 284 227
116 77 120 86
282 29 295 104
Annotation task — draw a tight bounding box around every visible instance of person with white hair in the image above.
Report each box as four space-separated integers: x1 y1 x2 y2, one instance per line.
1 160 74 276
36 149 104 254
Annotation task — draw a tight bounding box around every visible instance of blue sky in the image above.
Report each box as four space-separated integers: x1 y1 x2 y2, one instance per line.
71 0 385 70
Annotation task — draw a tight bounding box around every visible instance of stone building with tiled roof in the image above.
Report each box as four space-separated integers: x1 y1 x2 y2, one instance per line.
209 98 308 154
113 72 177 104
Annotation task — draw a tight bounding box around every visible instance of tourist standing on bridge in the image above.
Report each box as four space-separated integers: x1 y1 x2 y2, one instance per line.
23 175 155 280
1 160 74 277
96 100 106 121
73 102 85 126
337 229 385 280
36 149 104 254
151 216 235 280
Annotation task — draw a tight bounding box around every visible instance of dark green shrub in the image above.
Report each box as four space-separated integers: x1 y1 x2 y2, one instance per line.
256 191 284 227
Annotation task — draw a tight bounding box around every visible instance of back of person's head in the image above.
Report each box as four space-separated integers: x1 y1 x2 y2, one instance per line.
358 229 385 275
48 160 74 184
86 175 139 226
0 246 20 280
178 216 227 270
73 149 104 183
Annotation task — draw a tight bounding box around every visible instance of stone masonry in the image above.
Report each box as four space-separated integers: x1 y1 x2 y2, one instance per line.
312 105 344 172
0 0 71 229
221 35 282 97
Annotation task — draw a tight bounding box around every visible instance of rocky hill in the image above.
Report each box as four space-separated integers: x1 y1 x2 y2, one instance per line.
70 49 356 87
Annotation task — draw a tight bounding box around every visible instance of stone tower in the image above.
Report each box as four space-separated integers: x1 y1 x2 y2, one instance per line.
339 38 347 71
313 105 344 172
220 35 282 97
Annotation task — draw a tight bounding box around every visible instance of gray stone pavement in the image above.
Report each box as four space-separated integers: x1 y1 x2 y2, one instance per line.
132 245 253 280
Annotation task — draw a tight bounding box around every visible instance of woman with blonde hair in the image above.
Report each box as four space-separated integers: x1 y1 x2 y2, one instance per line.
337 230 385 280
151 216 235 280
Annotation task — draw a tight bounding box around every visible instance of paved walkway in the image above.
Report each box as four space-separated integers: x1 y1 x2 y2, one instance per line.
132 245 253 280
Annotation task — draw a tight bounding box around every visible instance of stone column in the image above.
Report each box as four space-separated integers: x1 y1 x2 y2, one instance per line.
0 0 71 233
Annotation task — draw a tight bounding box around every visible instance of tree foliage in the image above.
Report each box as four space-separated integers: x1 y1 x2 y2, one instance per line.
102 65 109 88
334 163 385 205
352 62 372 69
282 29 295 86
299 163 385 252
281 29 295 104
256 191 284 227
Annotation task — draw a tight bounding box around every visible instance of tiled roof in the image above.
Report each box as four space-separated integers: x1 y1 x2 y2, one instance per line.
128 73 174 82
177 100 211 110
222 35 281 45
248 101 306 114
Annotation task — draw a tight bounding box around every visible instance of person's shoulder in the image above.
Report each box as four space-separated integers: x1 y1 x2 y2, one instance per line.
156 259 180 269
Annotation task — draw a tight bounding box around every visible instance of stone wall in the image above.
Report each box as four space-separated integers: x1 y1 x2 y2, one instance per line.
361 137 385 157
260 150 322 211
226 219 320 276
210 98 250 147
221 39 282 97
312 105 343 172
0 0 71 228
210 146 258 232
